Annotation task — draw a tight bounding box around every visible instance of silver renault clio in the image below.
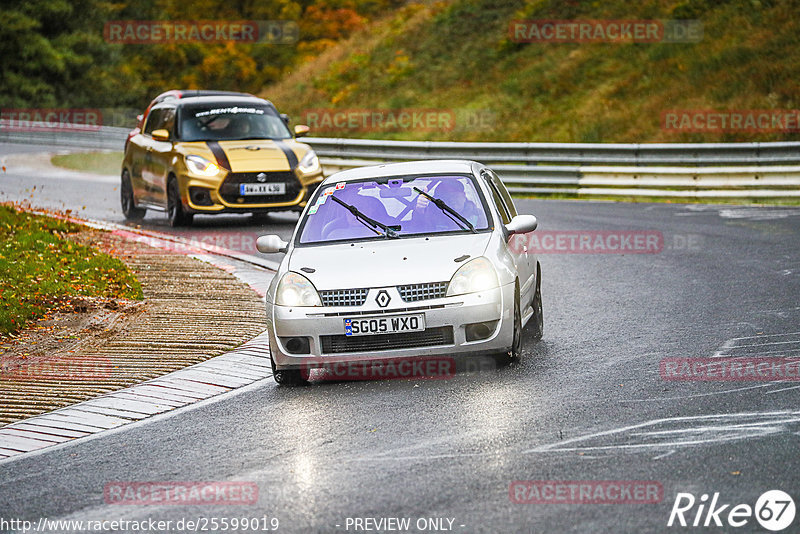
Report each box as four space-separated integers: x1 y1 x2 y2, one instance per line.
256 160 543 385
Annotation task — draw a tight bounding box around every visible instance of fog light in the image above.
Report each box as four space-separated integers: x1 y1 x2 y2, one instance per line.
281 336 311 354
189 187 213 206
465 321 498 342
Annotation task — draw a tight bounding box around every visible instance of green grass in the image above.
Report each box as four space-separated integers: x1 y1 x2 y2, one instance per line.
0 205 142 337
51 151 122 176
265 0 800 144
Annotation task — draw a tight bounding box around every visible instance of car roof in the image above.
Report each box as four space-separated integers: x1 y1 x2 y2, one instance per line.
322 160 482 184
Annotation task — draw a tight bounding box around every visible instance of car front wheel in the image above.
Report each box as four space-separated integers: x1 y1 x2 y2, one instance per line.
495 292 522 366
167 178 193 227
528 271 543 341
269 351 309 386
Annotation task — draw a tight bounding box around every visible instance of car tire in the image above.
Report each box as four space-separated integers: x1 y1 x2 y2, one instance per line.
273 368 308 386
270 352 309 386
528 268 544 341
167 178 193 227
495 291 522 367
121 170 146 221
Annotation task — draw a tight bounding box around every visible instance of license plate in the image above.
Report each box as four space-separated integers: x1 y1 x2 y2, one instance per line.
240 182 286 195
344 314 425 337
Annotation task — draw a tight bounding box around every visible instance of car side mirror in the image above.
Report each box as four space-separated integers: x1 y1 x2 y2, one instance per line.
256 235 289 254
505 214 538 236
151 129 170 142
294 125 310 138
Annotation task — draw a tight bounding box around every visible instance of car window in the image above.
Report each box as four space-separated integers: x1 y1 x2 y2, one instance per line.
160 108 175 135
297 174 491 245
143 108 164 135
490 170 518 218
178 103 292 141
484 173 512 225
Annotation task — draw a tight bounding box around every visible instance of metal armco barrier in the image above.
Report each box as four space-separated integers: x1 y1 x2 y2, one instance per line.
1 124 798 198
0 124 129 150
307 138 800 198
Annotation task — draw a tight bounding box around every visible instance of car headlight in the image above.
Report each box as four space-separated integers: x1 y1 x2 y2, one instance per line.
297 150 320 175
275 271 322 307
446 257 499 296
185 155 220 177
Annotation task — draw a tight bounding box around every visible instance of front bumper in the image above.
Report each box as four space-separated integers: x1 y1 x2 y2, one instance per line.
182 170 323 213
266 282 515 371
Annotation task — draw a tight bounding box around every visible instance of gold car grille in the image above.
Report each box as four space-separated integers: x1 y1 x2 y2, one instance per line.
219 171 300 204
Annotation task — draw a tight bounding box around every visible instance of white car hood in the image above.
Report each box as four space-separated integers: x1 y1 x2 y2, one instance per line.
288 233 491 290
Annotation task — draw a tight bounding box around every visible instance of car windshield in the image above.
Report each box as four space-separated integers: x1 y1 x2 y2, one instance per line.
297 174 491 245
178 103 291 141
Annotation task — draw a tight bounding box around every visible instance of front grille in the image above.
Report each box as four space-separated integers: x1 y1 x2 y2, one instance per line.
314 304 448 318
397 282 448 302
319 288 369 307
219 171 301 204
320 327 454 354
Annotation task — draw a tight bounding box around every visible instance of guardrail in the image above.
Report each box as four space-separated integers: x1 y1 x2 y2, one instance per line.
2 124 798 198
0 125 129 150
306 138 800 198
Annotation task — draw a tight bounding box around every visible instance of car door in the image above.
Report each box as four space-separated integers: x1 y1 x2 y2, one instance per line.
482 169 536 309
138 108 165 204
148 107 176 207
125 125 152 204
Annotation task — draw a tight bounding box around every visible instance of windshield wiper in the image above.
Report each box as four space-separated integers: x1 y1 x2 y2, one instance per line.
413 187 476 233
330 195 398 238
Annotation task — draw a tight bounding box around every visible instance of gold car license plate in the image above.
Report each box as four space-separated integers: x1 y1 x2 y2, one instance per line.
240 183 286 195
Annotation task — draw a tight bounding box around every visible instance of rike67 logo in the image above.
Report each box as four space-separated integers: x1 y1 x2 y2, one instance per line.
668 490 796 531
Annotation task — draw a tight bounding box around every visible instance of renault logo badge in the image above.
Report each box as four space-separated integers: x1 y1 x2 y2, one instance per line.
375 290 391 308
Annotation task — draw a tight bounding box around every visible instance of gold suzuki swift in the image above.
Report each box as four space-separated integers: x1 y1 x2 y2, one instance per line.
121 95 323 226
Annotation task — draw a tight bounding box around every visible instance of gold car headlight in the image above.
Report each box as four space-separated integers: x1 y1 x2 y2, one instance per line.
297 150 320 176
185 155 220 177
276 271 322 307
446 257 499 296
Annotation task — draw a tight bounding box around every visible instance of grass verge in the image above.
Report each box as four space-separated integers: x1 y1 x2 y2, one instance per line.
0 204 142 337
51 151 122 176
